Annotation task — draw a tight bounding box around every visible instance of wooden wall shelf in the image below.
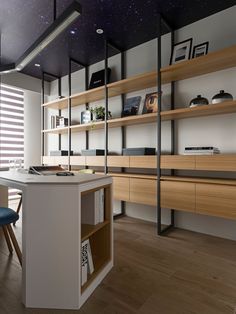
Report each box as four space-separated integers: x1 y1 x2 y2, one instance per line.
43 154 236 172
42 97 69 110
42 45 236 110
161 100 236 121
42 127 68 135
42 100 236 134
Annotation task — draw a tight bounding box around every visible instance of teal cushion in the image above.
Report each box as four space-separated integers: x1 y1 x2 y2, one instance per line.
0 207 19 226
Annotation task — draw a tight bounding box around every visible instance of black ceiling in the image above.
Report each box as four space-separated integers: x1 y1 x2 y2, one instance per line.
0 0 235 81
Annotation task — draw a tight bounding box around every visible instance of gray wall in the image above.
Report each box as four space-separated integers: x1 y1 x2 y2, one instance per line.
47 6 236 240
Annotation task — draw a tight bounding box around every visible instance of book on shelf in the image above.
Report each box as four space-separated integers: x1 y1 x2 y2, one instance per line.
81 239 94 286
184 146 220 155
81 189 104 225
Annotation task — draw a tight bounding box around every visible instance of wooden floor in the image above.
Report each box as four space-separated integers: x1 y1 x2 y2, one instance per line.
1 204 236 313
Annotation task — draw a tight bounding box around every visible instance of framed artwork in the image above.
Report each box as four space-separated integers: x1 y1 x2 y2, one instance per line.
192 42 209 58
170 38 193 65
142 92 158 114
122 96 142 117
81 110 92 124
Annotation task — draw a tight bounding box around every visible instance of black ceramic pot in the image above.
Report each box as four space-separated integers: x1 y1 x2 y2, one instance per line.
212 90 233 104
189 95 209 108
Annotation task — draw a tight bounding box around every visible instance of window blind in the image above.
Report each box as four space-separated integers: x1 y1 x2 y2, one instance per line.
0 84 24 199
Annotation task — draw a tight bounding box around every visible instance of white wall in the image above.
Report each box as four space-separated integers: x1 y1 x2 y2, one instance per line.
47 6 236 240
24 90 41 168
1 72 45 168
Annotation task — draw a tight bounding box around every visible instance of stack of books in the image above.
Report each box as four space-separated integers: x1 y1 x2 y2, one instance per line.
81 239 94 285
81 189 104 225
184 146 220 155
50 115 68 129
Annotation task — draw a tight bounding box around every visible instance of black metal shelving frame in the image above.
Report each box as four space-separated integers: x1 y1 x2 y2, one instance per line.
41 15 176 233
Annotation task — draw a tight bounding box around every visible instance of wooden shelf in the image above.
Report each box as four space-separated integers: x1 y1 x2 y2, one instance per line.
42 97 69 110
42 45 236 110
70 121 104 133
161 100 236 121
108 112 156 128
69 113 157 133
42 101 236 134
81 221 109 242
161 44 236 83
161 176 236 186
42 126 68 135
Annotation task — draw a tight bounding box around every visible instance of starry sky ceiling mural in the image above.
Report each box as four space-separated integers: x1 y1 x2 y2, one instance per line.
0 0 235 80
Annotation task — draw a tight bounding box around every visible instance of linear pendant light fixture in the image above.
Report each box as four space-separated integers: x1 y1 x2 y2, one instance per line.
0 0 81 74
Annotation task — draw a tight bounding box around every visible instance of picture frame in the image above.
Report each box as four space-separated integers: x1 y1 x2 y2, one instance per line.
170 38 193 65
192 42 209 58
142 92 158 114
122 96 142 117
81 110 92 124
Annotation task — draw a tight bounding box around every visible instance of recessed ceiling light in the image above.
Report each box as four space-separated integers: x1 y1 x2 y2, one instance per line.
70 30 76 34
35 63 40 67
96 28 104 34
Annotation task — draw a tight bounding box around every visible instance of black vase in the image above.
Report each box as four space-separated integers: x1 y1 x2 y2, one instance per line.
212 90 233 104
189 95 209 108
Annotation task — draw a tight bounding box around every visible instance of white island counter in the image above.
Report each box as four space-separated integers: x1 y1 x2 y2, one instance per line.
0 171 113 310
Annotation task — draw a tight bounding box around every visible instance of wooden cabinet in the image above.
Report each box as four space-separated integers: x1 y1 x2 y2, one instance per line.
70 156 86 166
86 156 105 167
129 156 156 169
161 181 195 212
161 155 195 170
107 156 129 167
196 184 236 220
196 155 236 171
54 156 69 165
42 156 55 165
113 177 130 202
130 178 157 206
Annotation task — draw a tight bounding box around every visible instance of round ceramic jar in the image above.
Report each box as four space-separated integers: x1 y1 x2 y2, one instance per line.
189 95 209 108
212 90 233 104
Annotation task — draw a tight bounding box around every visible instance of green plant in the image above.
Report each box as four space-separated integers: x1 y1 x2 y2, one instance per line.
90 106 112 121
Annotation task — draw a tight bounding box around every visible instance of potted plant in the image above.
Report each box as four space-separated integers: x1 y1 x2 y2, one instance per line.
90 106 112 121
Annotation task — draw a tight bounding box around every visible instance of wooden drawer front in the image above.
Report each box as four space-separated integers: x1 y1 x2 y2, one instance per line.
113 177 130 201
161 181 195 212
161 155 195 170
107 156 129 167
42 156 55 165
86 156 105 167
130 178 157 206
196 184 236 219
70 156 86 166
54 156 69 165
129 156 156 169
196 155 236 171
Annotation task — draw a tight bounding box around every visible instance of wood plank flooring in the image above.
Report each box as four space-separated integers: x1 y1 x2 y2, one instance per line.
1 203 236 313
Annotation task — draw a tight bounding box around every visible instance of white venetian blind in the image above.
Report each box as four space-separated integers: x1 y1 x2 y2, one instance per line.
0 83 24 199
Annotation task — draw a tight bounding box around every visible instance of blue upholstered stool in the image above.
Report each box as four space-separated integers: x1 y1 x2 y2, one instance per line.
0 207 22 266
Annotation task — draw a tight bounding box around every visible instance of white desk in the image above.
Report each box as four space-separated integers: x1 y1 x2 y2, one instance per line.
0 171 113 310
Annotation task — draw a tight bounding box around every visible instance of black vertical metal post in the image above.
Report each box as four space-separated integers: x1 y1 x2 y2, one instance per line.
68 59 72 171
53 0 57 21
104 39 109 174
170 29 175 226
85 66 89 151
41 73 45 159
58 77 62 151
157 14 162 235
121 50 126 216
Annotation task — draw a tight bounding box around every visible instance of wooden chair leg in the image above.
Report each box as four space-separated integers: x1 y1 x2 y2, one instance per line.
6 224 22 266
14 195 22 226
2 226 13 253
